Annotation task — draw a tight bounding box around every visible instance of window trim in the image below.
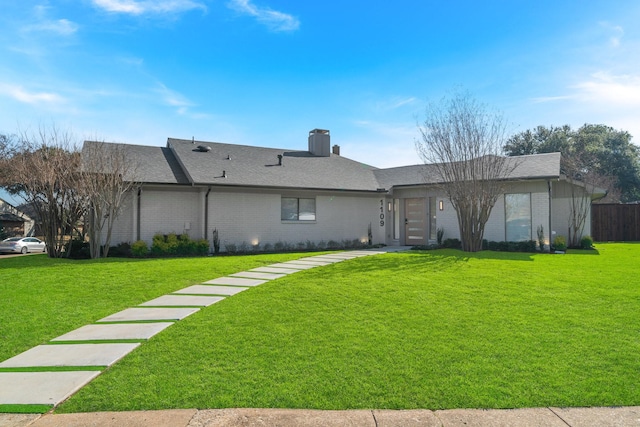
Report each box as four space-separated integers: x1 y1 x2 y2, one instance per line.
281 197 317 222
504 192 532 242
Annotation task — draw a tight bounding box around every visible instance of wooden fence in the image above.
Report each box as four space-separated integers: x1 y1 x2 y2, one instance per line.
591 204 640 242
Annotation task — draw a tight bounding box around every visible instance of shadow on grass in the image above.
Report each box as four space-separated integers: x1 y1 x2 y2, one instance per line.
565 248 600 255
335 249 537 276
410 248 536 262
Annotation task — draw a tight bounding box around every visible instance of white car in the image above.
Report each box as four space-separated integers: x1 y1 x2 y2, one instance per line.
0 237 47 254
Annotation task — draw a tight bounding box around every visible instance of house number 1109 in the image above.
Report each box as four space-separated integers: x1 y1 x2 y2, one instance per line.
379 199 385 226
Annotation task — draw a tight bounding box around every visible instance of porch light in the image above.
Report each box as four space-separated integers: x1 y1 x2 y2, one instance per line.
387 202 392 212
439 200 444 211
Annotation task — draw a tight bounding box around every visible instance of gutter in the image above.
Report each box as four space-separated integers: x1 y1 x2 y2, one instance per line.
204 187 211 240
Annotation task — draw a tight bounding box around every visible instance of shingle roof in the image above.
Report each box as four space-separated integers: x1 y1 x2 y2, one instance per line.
374 152 561 188
82 139 562 192
0 213 25 222
167 138 380 191
82 141 189 184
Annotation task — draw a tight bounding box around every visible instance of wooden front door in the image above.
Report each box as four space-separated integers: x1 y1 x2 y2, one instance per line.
405 198 426 245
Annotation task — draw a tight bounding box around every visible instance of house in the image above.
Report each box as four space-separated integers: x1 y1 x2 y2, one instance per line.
85 129 602 251
0 198 35 238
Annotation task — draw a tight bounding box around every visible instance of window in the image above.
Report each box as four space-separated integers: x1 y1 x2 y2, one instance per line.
505 193 531 242
429 197 437 240
281 197 316 221
393 199 400 239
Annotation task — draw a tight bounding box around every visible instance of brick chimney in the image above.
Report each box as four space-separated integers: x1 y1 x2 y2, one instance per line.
308 129 330 157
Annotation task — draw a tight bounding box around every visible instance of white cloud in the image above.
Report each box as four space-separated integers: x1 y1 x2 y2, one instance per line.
25 18 79 35
599 22 624 48
228 0 299 32
153 83 211 119
0 84 65 105
374 96 418 111
92 0 206 15
572 71 640 107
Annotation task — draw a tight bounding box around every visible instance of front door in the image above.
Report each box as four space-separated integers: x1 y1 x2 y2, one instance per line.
405 198 426 245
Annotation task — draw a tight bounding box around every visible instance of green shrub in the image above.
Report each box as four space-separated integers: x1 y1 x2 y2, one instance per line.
442 238 461 249
66 239 91 259
195 239 209 255
537 225 546 252
553 235 567 252
150 233 209 257
580 235 594 249
131 240 148 257
212 228 220 254
109 242 132 258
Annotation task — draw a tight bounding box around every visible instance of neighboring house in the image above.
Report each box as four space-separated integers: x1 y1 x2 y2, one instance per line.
84 129 603 251
0 198 35 237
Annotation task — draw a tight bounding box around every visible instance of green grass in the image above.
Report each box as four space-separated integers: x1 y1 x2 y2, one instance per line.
3 245 640 412
0 253 307 362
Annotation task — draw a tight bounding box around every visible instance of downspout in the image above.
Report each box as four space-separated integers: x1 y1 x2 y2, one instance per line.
136 187 142 241
204 187 211 240
547 180 552 250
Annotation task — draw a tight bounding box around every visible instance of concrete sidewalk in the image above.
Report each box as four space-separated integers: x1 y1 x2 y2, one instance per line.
2 406 640 427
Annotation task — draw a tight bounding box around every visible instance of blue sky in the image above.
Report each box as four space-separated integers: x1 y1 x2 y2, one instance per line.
1 0 640 188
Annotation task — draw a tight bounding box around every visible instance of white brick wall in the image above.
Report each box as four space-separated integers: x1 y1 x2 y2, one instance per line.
139 188 201 242
208 189 383 250
107 178 591 251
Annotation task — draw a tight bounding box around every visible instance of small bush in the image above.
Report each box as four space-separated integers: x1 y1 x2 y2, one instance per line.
537 225 546 252
195 239 209 255
66 239 91 259
442 238 461 249
212 228 220 254
553 235 567 252
580 235 594 249
327 240 340 250
437 228 445 246
150 233 209 257
109 242 132 257
131 240 148 257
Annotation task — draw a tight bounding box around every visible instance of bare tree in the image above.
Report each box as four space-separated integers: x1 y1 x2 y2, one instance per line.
0 126 85 257
561 152 608 247
416 91 516 252
81 141 139 258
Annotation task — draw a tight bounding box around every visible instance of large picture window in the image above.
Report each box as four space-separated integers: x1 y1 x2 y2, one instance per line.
281 197 316 221
505 193 531 242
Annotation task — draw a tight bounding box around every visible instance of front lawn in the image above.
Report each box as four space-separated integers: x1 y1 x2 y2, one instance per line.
0 253 305 362
56 244 640 411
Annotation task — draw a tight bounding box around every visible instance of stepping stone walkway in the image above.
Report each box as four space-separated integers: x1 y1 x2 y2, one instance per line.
0 250 387 409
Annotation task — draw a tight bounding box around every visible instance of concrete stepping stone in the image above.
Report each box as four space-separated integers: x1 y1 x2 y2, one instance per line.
306 255 350 262
97 307 199 322
315 253 359 259
0 343 140 368
296 257 340 264
250 266 300 274
283 259 333 266
139 295 224 307
174 285 249 296
268 262 317 270
0 371 101 405
349 250 385 256
230 271 286 280
51 323 174 342
204 277 266 287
